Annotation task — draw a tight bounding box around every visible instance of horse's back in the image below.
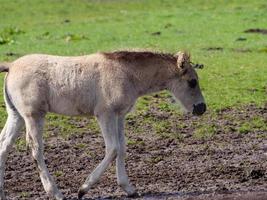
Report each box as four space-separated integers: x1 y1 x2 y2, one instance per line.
5 54 104 116
5 53 134 117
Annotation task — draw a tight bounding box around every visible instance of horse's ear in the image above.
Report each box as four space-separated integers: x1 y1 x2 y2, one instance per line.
174 51 190 70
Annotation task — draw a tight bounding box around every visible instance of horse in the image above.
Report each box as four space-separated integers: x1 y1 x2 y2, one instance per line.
0 50 206 200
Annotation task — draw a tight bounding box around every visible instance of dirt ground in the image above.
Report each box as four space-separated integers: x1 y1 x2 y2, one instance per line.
4 104 267 200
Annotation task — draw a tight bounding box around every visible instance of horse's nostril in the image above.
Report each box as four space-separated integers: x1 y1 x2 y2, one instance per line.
193 103 206 115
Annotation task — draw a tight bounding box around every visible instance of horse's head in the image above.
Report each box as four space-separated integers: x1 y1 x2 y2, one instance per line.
168 51 206 115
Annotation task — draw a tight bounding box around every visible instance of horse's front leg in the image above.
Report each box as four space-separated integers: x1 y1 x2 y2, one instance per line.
78 111 119 199
116 116 137 196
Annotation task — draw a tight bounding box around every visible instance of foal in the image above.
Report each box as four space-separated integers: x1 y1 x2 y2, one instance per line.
0 50 206 200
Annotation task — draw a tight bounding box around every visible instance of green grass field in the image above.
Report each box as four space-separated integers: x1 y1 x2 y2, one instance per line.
0 0 266 135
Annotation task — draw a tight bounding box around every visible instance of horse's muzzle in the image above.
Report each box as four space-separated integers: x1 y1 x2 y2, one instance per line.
193 103 206 116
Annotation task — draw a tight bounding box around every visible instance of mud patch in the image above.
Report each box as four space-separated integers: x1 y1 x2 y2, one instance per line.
4 52 20 57
244 28 267 35
4 104 267 199
151 31 161 36
236 37 247 41
202 47 223 51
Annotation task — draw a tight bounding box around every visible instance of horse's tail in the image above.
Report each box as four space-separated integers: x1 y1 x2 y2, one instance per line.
0 62 11 72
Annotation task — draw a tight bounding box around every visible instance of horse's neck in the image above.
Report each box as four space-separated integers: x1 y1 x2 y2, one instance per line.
132 65 171 97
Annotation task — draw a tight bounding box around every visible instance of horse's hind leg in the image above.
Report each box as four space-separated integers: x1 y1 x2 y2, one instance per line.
24 115 65 200
0 109 24 200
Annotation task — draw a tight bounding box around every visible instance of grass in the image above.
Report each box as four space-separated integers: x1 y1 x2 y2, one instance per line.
127 138 145 146
15 137 27 151
54 170 64 177
238 116 267 134
19 191 30 198
0 0 266 136
193 124 218 139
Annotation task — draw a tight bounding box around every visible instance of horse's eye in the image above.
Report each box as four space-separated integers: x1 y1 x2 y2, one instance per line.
188 79 197 88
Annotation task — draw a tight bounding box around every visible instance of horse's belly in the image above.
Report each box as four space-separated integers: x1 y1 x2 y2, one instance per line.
48 97 93 116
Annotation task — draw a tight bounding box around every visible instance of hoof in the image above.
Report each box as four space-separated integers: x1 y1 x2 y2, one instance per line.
0 190 6 200
78 189 86 200
0 196 6 200
127 191 139 198
54 192 65 200
123 185 137 198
